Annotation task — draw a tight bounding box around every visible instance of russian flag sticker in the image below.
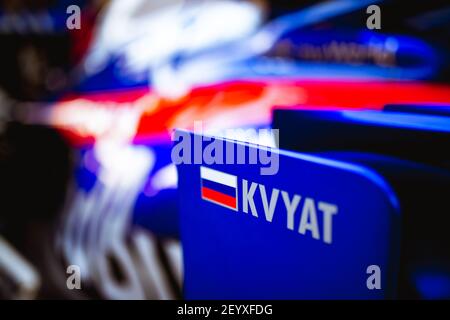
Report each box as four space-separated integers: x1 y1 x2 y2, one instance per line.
200 166 238 211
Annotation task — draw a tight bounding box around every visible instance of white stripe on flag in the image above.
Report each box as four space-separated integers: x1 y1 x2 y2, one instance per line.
200 166 237 188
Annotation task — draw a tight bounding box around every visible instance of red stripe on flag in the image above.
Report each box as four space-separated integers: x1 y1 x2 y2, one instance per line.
201 187 236 209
